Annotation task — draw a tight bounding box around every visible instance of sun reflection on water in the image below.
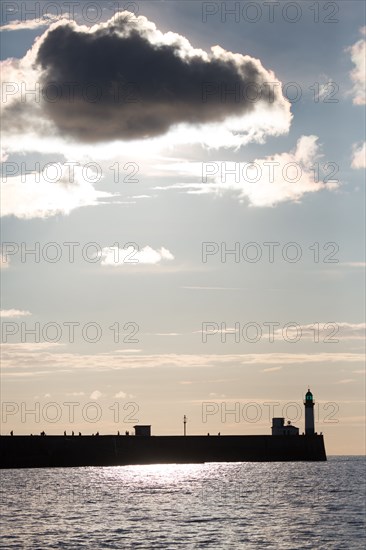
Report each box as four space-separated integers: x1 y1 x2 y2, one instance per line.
100 463 213 486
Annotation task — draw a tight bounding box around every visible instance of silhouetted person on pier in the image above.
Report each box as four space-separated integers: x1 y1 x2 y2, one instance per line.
64 431 66 436
96 432 99 436
125 431 129 435
117 431 120 436
10 431 13 436
79 432 82 436
72 431 74 436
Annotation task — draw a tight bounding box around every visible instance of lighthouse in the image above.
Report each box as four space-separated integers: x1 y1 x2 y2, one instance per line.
304 388 315 435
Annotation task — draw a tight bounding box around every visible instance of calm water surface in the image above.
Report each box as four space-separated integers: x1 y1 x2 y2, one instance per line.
1 456 365 549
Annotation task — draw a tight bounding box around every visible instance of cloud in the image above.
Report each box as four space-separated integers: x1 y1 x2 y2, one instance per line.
182 286 246 291
1 149 9 162
1 342 63 351
100 245 174 266
0 255 10 269
90 390 103 400
262 366 283 372
198 322 365 341
156 135 339 206
115 349 142 353
316 79 336 102
339 262 366 268
115 391 127 398
114 390 134 398
1 12 291 148
273 322 365 342
0 14 65 31
1 163 114 219
1 347 364 378
153 333 180 336
0 309 32 318
351 142 366 169
347 27 366 105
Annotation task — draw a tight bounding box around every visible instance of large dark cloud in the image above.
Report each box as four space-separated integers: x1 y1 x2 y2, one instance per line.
33 15 285 142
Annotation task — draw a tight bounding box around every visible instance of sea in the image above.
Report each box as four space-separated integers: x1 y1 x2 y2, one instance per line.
0 456 365 549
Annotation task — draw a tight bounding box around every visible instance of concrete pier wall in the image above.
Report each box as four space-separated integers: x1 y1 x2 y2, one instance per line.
0 434 327 468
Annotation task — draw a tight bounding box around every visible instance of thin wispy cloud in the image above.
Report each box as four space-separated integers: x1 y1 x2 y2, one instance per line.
115 349 143 354
155 135 339 206
2 347 364 378
262 366 283 373
339 262 366 268
181 286 248 291
0 14 67 32
1 309 32 318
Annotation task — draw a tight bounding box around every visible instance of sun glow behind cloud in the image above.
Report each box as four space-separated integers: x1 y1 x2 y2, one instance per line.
0 11 296 218
99 246 174 266
1 12 292 151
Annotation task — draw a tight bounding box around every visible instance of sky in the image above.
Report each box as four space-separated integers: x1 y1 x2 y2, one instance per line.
0 0 365 455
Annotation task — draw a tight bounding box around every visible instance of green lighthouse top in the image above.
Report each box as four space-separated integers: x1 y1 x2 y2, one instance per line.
305 389 314 402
